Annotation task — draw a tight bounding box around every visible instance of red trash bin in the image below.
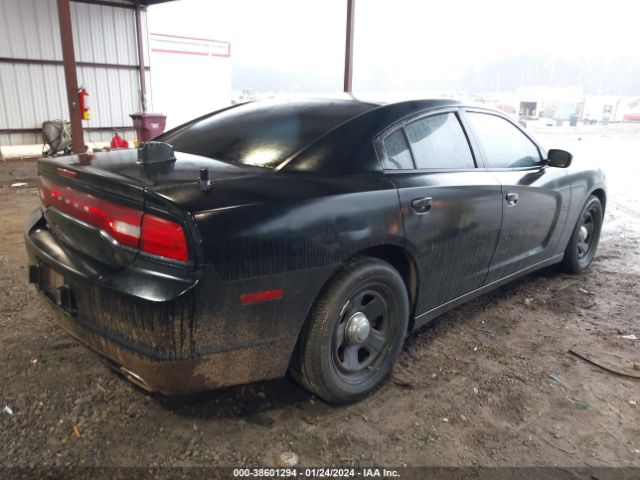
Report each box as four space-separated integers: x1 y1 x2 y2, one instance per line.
129 112 167 143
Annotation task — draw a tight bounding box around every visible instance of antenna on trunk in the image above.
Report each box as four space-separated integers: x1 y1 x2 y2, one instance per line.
199 167 212 192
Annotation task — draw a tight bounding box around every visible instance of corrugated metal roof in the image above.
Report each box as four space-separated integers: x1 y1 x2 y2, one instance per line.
129 1 176 6
0 0 150 146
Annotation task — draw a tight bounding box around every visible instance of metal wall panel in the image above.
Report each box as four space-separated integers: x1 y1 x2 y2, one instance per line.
0 63 68 128
0 0 62 60
0 132 42 147
0 0 149 146
0 129 123 148
71 2 140 65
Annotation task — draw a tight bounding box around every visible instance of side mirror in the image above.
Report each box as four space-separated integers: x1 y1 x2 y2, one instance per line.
547 149 573 168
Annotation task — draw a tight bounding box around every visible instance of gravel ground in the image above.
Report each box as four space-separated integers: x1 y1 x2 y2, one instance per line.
0 124 639 470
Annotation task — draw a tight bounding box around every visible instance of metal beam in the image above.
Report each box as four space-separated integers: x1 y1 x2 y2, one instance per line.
57 0 85 153
71 0 171 10
343 0 355 93
1 127 135 135
0 57 150 71
71 0 137 10
134 3 147 112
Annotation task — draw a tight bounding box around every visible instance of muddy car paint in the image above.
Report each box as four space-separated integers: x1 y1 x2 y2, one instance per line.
24 97 606 394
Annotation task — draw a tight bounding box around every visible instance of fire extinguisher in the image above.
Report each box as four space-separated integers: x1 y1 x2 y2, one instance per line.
78 87 91 121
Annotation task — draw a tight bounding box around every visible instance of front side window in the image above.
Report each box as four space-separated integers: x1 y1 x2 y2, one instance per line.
466 112 541 168
405 113 475 169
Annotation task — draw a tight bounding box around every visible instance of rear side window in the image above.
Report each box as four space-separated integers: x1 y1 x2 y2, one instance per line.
405 113 475 169
466 112 541 168
382 130 414 169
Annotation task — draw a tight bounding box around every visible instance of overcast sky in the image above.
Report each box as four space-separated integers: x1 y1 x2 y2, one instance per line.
148 0 640 92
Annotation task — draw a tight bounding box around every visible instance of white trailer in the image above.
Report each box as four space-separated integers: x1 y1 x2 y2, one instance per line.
149 33 231 130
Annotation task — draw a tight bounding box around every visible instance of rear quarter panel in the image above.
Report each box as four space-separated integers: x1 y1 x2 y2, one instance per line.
188 172 405 373
195 173 403 279
554 165 607 256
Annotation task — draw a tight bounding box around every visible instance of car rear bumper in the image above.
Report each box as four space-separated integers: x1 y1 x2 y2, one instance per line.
24 208 292 394
38 294 284 394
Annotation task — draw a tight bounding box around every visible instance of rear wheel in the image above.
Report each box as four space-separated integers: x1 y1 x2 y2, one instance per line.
291 257 409 404
559 195 603 273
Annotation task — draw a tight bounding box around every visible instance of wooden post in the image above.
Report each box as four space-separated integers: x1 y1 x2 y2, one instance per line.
57 0 85 153
343 0 355 93
134 2 147 112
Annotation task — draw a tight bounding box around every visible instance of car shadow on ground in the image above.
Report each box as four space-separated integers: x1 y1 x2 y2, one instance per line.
408 265 566 335
404 262 584 358
148 375 316 422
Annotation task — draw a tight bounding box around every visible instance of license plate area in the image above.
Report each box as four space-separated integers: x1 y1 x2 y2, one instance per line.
39 262 64 293
38 261 77 316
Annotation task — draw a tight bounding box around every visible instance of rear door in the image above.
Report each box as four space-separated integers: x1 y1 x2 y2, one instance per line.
462 110 570 282
378 109 503 315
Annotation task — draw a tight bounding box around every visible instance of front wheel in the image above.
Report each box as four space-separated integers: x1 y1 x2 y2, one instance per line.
559 195 603 273
290 257 410 404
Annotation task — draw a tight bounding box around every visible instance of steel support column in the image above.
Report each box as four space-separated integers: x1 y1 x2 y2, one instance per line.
343 0 355 93
134 3 148 112
57 0 85 153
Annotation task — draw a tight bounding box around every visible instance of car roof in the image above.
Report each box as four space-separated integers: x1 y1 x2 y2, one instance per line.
254 91 461 103
157 97 383 168
159 95 479 173
279 97 505 174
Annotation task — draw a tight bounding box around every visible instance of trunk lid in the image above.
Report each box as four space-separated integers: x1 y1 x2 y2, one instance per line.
38 149 264 267
39 149 261 195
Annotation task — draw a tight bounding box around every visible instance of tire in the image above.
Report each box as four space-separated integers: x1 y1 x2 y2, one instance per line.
559 195 603 274
290 257 410 405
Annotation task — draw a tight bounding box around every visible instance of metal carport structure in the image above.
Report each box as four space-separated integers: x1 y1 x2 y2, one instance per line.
0 0 357 154
56 0 172 152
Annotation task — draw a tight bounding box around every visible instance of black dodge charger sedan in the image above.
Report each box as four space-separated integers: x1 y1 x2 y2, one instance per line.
25 97 606 404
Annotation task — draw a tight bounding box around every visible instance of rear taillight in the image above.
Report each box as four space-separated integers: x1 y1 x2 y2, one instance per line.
56 167 78 179
140 214 189 262
39 176 143 248
39 176 189 262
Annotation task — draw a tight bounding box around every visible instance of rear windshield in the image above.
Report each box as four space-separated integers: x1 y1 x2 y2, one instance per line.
158 99 376 168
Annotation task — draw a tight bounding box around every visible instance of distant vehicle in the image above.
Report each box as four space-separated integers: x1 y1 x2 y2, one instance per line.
26 97 606 404
494 103 516 115
623 112 640 122
231 88 257 105
539 116 558 127
493 103 527 128
583 114 600 125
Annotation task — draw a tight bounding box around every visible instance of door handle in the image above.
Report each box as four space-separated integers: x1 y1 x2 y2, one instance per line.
505 192 519 206
411 196 433 214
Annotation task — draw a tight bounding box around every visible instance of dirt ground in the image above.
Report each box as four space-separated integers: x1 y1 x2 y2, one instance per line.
0 124 639 470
